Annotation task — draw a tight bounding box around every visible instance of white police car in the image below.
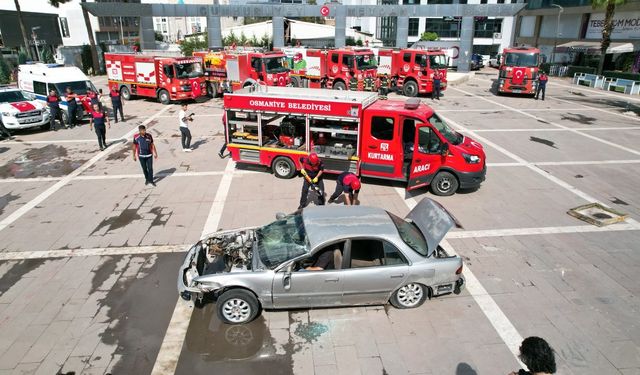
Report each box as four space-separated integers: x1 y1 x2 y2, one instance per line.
0 86 50 132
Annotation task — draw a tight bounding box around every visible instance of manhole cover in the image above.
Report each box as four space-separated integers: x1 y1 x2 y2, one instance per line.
568 203 628 227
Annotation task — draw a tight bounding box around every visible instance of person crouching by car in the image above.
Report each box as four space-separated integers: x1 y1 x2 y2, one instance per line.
508 336 556 375
298 152 324 210
89 103 110 151
328 172 361 205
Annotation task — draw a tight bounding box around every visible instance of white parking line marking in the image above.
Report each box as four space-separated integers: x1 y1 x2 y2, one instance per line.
150 159 236 375
1 135 220 145
441 114 640 229
156 114 223 118
395 188 525 366
0 245 186 261
487 159 640 167
548 81 640 103
447 223 640 239
451 87 640 157
473 126 640 132
437 107 604 113
0 105 174 233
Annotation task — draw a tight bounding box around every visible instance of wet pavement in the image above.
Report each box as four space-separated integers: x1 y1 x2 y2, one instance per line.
0 75 639 375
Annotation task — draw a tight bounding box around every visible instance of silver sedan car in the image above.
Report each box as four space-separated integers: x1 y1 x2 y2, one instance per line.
178 198 465 324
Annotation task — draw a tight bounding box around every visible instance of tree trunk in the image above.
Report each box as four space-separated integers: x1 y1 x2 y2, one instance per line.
598 0 616 75
13 0 33 60
81 0 101 74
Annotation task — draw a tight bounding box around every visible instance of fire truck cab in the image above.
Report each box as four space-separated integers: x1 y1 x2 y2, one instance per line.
283 47 379 92
376 48 449 97
497 47 541 96
223 87 486 195
195 49 290 97
104 53 207 104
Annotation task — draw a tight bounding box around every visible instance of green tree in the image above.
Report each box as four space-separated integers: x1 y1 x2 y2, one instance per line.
346 37 356 46
356 39 363 47
420 32 439 41
0 54 12 84
591 0 627 74
180 35 208 57
18 48 29 65
81 44 93 74
155 31 164 42
239 32 248 46
41 47 55 63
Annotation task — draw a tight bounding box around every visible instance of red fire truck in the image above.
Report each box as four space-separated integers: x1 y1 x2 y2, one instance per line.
194 49 291 97
281 47 379 92
223 87 486 195
497 46 541 96
376 48 449 97
104 53 207 104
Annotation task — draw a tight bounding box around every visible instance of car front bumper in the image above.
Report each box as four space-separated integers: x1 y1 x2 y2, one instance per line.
2 114 50 130
458 165 486 189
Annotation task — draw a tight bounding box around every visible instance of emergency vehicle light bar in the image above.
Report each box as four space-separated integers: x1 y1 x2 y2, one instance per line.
404 98 421 110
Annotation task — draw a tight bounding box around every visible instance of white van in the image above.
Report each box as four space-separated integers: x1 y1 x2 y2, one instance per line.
17 63 97 123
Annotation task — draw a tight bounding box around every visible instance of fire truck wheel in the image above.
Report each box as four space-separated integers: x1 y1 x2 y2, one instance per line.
120 86 131 100
333 81 347 91
290 76 301 88
403 81 419 97
158 90 171 105
272 157 296 179
430 171 459 196
207 82 218 98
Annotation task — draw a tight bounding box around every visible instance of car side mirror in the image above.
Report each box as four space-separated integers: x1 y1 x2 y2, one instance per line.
276 212 286 220
440 142 449 156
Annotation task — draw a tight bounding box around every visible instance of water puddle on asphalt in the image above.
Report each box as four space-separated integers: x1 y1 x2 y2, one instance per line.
0 144 87 178
529 136 558 149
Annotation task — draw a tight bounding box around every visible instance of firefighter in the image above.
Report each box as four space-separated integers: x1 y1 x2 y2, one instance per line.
86 89 99 107
432 70 443 100
46 89 64 131
349 75 358 91
110 86 125 122
89 103 110 151
364 75 373 92
65 87 78 128
328 172 361 206
298 152 325 210
535 71 548 101
379 74 389 96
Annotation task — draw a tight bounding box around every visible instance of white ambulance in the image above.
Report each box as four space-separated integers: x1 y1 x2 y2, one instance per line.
17 63 97 123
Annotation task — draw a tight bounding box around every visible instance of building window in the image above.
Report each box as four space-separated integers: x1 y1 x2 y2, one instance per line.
497 0 505 3
424 18 460 38
480 0 487 3
474 18 502 38
59 17 70 38
403 0 419 3
428 0 454 4
408 18 420 36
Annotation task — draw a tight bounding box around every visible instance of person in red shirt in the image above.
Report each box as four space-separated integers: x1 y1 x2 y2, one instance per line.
109 87 124 122
89 103 110 151
132 125 158 186
298 153 325 209
328 172 361 205
535 71 548 101
46 89 64 131
432 70 443 100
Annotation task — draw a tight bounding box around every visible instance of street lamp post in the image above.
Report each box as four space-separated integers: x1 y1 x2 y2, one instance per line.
31 26 41 61
551 4 564 64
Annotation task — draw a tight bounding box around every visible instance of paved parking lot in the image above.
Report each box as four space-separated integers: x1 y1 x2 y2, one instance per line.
0 73 639 375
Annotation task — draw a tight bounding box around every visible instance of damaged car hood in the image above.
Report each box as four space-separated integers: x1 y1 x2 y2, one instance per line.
405 198 462 256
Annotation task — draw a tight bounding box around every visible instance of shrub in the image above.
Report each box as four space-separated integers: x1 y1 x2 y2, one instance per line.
566 65 596 77
602 71 640 81
0 54 11 84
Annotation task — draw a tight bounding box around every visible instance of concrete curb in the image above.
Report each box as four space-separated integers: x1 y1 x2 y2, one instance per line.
447 71 476 86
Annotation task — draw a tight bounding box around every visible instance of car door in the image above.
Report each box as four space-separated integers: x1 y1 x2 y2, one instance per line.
341 238 409 306
271 247 344 309
360 112 402 179
407 124 446 190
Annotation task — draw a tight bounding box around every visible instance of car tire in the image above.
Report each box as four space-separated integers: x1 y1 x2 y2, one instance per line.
61 111 69 127
290 76 301 88
403 80 419 97
158 89 171 105
207 82 218 98
430 171 459 196
332 81 346 90
390 283 427 309
120 86 131 100
217 289 261 325
272 156 296 179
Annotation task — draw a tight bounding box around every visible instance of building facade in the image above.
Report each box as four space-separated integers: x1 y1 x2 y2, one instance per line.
514 0 640 64
0 10 62 58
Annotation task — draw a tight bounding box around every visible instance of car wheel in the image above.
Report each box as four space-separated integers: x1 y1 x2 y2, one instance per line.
207 82 218 98
403 80 419 97
120 86 131 100
272 156 296 179
217 289 260 325
290 76 301 88
430 171 459 196
333 81 346 90
158 89 171 105
390 283 427 309
62 111 69 127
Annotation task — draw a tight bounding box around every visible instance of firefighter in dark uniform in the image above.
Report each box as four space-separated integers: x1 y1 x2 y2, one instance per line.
298 152 325 210
432 70 443 100
46 89 64 131
65 87 78 128
364 75 373 92
110 87 125 122
349 75 358 91
379 74 389 96
535 71 548 101
328 172 361 205
89 103 110 151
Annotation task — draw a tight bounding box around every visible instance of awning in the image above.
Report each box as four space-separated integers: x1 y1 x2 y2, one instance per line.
555 41 638 54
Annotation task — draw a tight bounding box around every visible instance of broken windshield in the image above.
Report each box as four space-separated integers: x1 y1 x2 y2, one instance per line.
256 213 309 269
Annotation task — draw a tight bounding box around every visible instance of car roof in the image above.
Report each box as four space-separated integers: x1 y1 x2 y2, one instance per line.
302 205 399 249
0 86 20 93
